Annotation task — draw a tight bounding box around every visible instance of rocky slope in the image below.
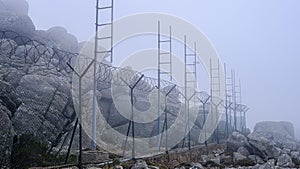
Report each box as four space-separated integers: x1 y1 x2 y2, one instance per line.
95 121 300 169
1 1 300 169
0 0 80 168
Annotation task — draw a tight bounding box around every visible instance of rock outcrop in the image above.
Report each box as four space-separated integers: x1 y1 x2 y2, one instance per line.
0 0 35 38
254 121 295 139
0 1 80 167
224 121 300 168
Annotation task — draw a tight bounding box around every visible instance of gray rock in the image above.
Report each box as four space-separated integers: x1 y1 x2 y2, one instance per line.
259 163 275 169
248 155 264 164
227 132 250 152
276 154 294 167
254 121 295 139
282 140 298 151
12 74 74 149
267 159 275 166
0 80 21 114
253 121 299 151
148 166 159 169
266 146 281 159
230 132 248 143
251 164 262 169
0 0 35 37
131 160 148 169
1 0 29 16
190 162 204 169
238 147 250 157
0 38 17 57
200 155 209 164
209 157 221 165
247 133 279 159
0 12 35 38
44 26 78 52
114 165 123 169
2 67 26 88
233 152 247 163
0 103 15 169
291 151 300 161
281 148 290 154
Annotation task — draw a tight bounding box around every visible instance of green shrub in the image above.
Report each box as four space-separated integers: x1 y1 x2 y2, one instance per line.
292 158 300 167
113 158 121 165
205 160 223 168
10 134 69 168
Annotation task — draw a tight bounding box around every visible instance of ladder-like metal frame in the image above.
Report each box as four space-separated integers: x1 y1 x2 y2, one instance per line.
224 63 233 137
158 21 172 83
184 36 198 94
95 0 114 63
157 21 173 148
210 59 221 98
231 70 238 131
210 59 221 143
183 36 198 149
235 79 243 131
92 0 114 151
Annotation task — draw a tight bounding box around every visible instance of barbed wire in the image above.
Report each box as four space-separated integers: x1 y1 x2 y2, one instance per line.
0 30 250 167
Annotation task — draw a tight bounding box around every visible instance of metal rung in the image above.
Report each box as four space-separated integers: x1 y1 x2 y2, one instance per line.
96 50 112 54
160 62 171 64
97 6 112 10
96 36 112 40
97 23 112 27
160 52 170 55
160 72 171 74
186 72 196 74
211 68 219 70
186 80 196 83
159 40 171 43
186 53 196 56
186 63 196 66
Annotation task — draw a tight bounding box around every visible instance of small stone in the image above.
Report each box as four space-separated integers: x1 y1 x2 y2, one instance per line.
248 155 264 164
114 165 123 169
238 147 250 157
281 148 290 154
233 152 247 163
148 166 159 169
291 151 300 160
276 154 294 167
131 160 148 169
200 155 209 164
210 157 221 165
259 163 274 169
267 159 275 166
190 162 204 169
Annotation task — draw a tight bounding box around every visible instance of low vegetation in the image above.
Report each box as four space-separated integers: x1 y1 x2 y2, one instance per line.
10 134 76 169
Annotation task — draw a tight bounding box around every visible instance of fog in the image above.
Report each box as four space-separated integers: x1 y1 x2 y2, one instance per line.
27 0 300 138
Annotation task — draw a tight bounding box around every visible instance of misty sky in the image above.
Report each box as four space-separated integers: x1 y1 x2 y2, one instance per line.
26 0 300 137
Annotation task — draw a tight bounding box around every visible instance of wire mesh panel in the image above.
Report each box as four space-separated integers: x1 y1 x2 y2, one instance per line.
0 30 248 167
